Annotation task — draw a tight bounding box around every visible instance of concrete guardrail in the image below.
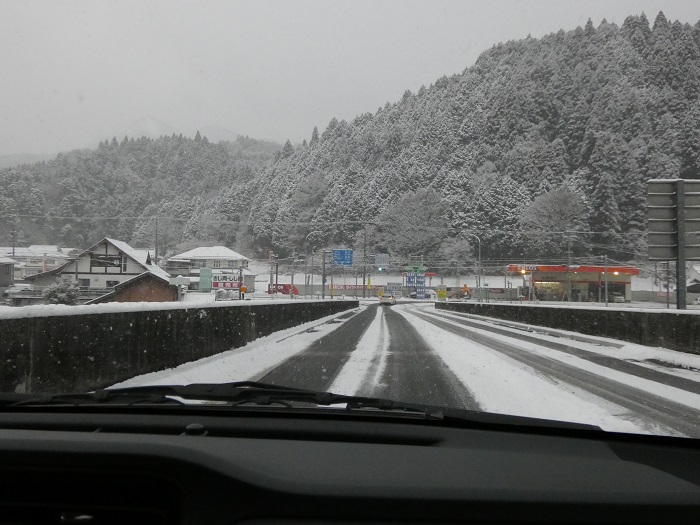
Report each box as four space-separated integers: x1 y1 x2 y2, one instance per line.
0 300 358 394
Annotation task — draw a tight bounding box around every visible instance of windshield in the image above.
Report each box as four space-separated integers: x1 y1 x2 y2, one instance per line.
2 0 700 438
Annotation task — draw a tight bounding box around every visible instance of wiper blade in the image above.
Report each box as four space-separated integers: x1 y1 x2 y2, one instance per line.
1 382 600 431
1 381 443 419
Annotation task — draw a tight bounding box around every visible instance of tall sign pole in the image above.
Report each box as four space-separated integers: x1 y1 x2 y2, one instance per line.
676 179 687 309
647 179 700 310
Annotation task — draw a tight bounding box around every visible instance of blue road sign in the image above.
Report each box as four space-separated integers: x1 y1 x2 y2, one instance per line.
332 249 353 266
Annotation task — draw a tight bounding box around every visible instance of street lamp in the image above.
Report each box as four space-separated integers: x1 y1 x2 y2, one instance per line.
463 233 481 302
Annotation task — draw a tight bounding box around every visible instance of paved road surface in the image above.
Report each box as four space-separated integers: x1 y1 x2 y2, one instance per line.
252 302 700 437
260 304 478 410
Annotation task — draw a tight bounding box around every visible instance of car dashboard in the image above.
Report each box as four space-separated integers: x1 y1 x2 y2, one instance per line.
0 408 699 525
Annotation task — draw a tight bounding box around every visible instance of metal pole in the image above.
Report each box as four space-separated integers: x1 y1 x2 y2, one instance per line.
666 261 670 309
676 179 687 310
474 235 482 302
567 234 572 302
311 254 314 298
290 260 294 300
462 233 481 302
321 251 326 299
362 225 367 298
155 216 158 265
604 255 609 307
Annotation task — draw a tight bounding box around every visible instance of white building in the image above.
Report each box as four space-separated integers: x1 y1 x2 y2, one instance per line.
166 246 250 273
165 246 254 291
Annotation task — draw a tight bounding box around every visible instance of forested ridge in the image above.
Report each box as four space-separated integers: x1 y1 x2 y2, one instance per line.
250 12 700 264
3 12 700 265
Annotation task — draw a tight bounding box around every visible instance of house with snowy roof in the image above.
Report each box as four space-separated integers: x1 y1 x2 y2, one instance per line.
165 246 254 291
23 238 171 302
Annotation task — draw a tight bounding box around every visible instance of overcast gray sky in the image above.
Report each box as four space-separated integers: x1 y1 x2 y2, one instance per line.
2 0 700 156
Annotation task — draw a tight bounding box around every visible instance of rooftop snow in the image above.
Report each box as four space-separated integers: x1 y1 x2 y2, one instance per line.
104 238 170 280
171 246 250 261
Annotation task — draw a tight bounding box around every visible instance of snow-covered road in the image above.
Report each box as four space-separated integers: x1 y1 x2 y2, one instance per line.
113 302 700 437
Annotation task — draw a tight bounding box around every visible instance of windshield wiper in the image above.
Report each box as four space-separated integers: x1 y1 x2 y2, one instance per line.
0 381 444 419
0 382 602 431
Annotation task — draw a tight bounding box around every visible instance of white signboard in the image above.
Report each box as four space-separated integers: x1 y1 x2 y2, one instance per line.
385 282 403 291
212 274 241 289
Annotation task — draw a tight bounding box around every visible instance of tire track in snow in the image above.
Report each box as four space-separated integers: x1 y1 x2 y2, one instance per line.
411 308 700 437
429 309 700 394
380 306 478 410
328 306 390 396
257 305 377 391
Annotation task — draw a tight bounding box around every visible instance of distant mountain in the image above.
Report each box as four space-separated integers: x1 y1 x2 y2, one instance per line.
122 116 181 140
248 12 700 263
118 118 240 145
196 125 241 144
0 152 56 169
0 134 281 253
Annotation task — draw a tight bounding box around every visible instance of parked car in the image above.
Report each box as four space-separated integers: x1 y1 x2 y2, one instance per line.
2 283 32 297
610 292 625 303
379 294 396 305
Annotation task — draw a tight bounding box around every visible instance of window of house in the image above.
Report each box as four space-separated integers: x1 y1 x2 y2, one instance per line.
90 254 122 270
213 260 221 268
106 280 119 288
78 279 90 288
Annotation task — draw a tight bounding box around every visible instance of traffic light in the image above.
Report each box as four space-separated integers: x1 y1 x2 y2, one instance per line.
378 267 383 272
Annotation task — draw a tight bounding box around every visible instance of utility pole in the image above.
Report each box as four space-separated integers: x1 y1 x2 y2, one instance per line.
154 216 159 265
11 217 17 257
567 234 572 302
362 225 367 298
604 255 609 307
321 251 327 299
